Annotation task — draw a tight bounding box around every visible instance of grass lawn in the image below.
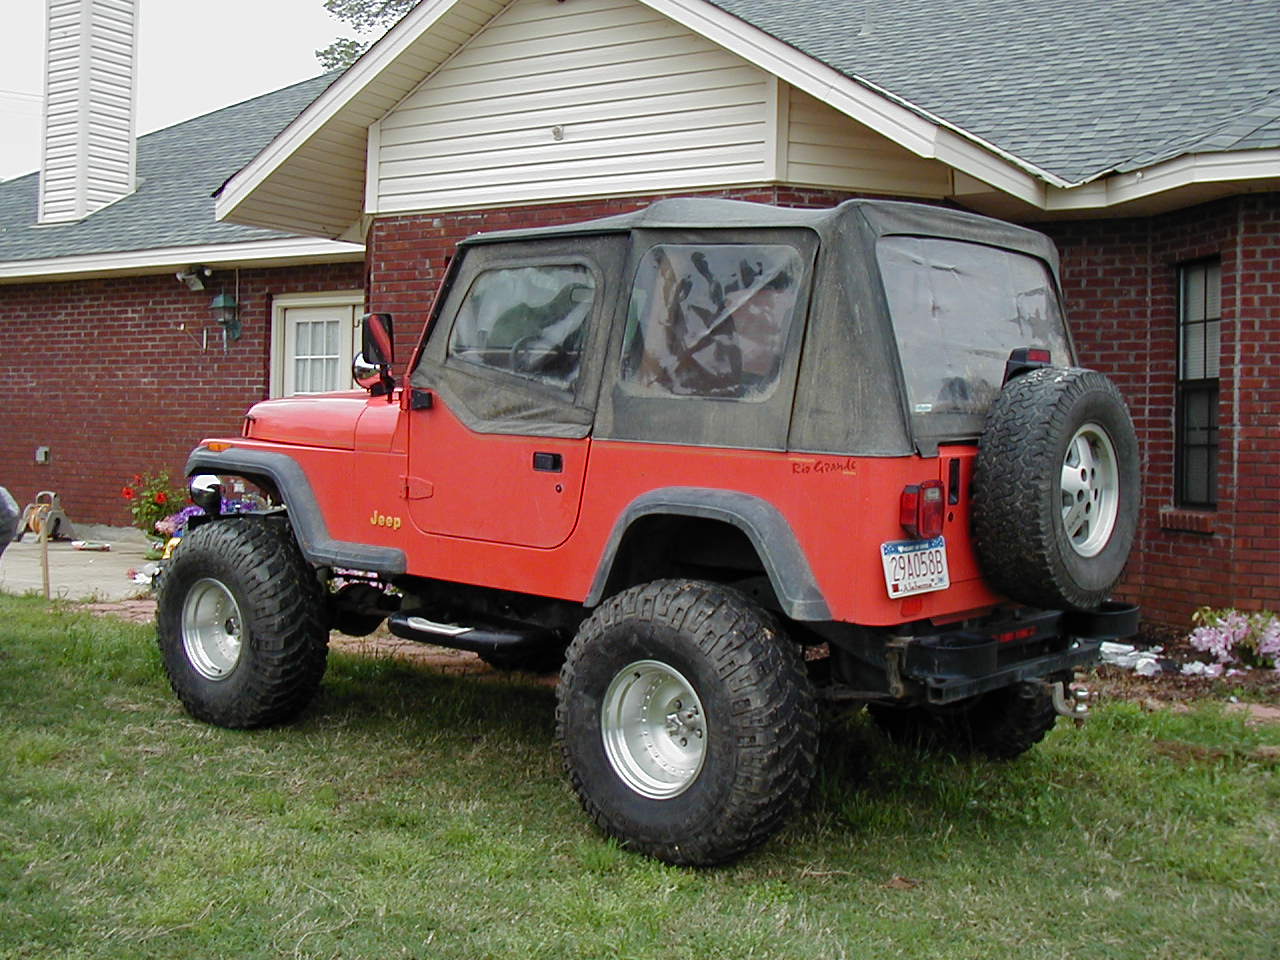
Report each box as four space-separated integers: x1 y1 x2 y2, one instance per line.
1 592 1276 959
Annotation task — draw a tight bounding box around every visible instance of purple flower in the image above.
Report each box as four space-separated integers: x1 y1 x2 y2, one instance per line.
1189 608 1280 669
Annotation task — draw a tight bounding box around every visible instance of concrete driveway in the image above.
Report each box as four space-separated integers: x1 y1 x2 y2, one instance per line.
0 526 154 601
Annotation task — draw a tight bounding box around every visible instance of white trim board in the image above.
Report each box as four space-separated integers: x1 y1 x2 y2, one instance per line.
0 237 366 284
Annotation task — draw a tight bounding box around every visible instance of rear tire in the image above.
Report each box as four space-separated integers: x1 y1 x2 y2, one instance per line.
868 675 1065 760
556 580 817 866
156 517 328 729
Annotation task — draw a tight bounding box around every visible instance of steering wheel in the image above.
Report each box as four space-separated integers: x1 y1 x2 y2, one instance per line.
510 335 545 373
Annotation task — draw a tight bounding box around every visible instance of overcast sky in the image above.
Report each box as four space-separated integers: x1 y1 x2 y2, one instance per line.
0 0 363 182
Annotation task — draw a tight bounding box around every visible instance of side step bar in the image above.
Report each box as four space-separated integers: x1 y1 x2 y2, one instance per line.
387 610 556 658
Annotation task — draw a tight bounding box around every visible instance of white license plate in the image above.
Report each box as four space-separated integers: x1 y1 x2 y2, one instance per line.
881 537 950 598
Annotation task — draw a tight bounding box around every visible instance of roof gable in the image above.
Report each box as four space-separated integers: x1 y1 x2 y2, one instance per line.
214 0 1280 231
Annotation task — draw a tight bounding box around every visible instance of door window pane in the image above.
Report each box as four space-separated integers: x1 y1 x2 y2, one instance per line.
448 265 595 391
293 318 343 394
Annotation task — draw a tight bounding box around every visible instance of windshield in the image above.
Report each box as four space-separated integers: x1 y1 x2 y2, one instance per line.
877 236 1071 424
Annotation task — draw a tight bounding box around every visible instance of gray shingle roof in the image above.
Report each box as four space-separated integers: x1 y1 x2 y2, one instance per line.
0 72 339 264
707 0 1280 184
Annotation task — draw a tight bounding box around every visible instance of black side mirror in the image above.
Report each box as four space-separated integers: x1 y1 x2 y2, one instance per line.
354 312 396 397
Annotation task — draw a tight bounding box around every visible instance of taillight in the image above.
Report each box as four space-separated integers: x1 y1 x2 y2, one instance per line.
1002 346 1053 384
994 626 1037 643
900 479 945 539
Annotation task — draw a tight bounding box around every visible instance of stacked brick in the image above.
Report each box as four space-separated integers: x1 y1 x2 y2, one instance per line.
1043 194 1280 624
0 261 363 527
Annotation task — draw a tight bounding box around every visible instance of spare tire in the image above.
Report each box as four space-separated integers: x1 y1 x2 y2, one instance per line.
972 367 1139 611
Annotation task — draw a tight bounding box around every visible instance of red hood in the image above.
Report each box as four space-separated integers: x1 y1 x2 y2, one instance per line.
242 392 370 450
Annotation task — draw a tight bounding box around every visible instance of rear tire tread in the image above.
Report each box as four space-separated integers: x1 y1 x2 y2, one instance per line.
557 580 818 866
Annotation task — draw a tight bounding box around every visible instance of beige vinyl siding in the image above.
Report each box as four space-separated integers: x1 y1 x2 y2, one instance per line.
784 88 951 198
39 0 137 224
224 0 508 237
372 0 772 214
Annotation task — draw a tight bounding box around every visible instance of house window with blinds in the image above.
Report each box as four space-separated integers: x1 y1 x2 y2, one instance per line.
1176 259 1221 508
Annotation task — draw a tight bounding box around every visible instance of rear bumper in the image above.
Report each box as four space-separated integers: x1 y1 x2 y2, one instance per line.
900 602 1138 705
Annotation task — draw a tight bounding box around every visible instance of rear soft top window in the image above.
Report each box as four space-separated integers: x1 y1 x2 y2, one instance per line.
877 236 1071 422
620 243 804 402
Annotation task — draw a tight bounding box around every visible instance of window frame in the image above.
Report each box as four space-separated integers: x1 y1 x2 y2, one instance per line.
269 290 366 398
1174 258 1222 509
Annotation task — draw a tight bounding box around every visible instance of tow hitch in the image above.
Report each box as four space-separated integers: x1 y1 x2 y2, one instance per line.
1047 680 1090 719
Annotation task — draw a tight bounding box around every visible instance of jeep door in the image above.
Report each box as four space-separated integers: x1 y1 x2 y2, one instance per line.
403 234 626 548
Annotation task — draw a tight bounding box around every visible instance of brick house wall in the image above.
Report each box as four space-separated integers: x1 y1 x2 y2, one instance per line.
0 260 364 526
1043 193 1280 625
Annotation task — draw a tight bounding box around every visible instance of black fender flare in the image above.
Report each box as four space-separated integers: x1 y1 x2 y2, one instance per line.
586 487 831 621
184 446 406 575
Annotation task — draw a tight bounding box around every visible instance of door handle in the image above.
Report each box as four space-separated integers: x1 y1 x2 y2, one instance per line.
532 452 563 473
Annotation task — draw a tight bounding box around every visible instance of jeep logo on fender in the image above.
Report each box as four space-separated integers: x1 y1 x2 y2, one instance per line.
370 510 402 530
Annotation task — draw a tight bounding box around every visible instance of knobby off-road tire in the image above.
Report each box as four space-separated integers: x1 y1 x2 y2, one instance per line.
868 672 1067 761
556 580 818 866
972 367 1139 611
156 517 328 729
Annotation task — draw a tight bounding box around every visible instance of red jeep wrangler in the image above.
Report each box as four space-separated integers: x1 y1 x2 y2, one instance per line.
157 198 1140 865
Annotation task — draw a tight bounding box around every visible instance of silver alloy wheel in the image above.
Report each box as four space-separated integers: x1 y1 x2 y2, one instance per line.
181 577 244 681
601 660 707 799
1060 422 1120 558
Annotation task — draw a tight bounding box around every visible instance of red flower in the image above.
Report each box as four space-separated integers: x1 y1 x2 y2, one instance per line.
155 492 168 504
121 486 136 500
133 474 143 483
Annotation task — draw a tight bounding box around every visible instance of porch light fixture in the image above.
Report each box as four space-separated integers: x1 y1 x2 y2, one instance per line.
176 265 212 291
210 292 241 340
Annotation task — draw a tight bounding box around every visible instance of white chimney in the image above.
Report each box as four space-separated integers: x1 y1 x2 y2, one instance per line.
38 0 138 224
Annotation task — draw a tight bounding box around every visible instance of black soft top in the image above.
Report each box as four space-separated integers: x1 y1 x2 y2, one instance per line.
416 198 1070 457
462 198 1060 280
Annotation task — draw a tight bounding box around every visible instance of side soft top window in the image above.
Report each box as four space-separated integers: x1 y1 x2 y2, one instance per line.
619 244 804 402
448 264 596 392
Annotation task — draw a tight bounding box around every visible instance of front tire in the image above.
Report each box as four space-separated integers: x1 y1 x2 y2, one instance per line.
556 580 818 866
156 517 328 728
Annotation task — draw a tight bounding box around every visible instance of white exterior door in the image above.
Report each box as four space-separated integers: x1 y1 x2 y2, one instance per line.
271 292 364 397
